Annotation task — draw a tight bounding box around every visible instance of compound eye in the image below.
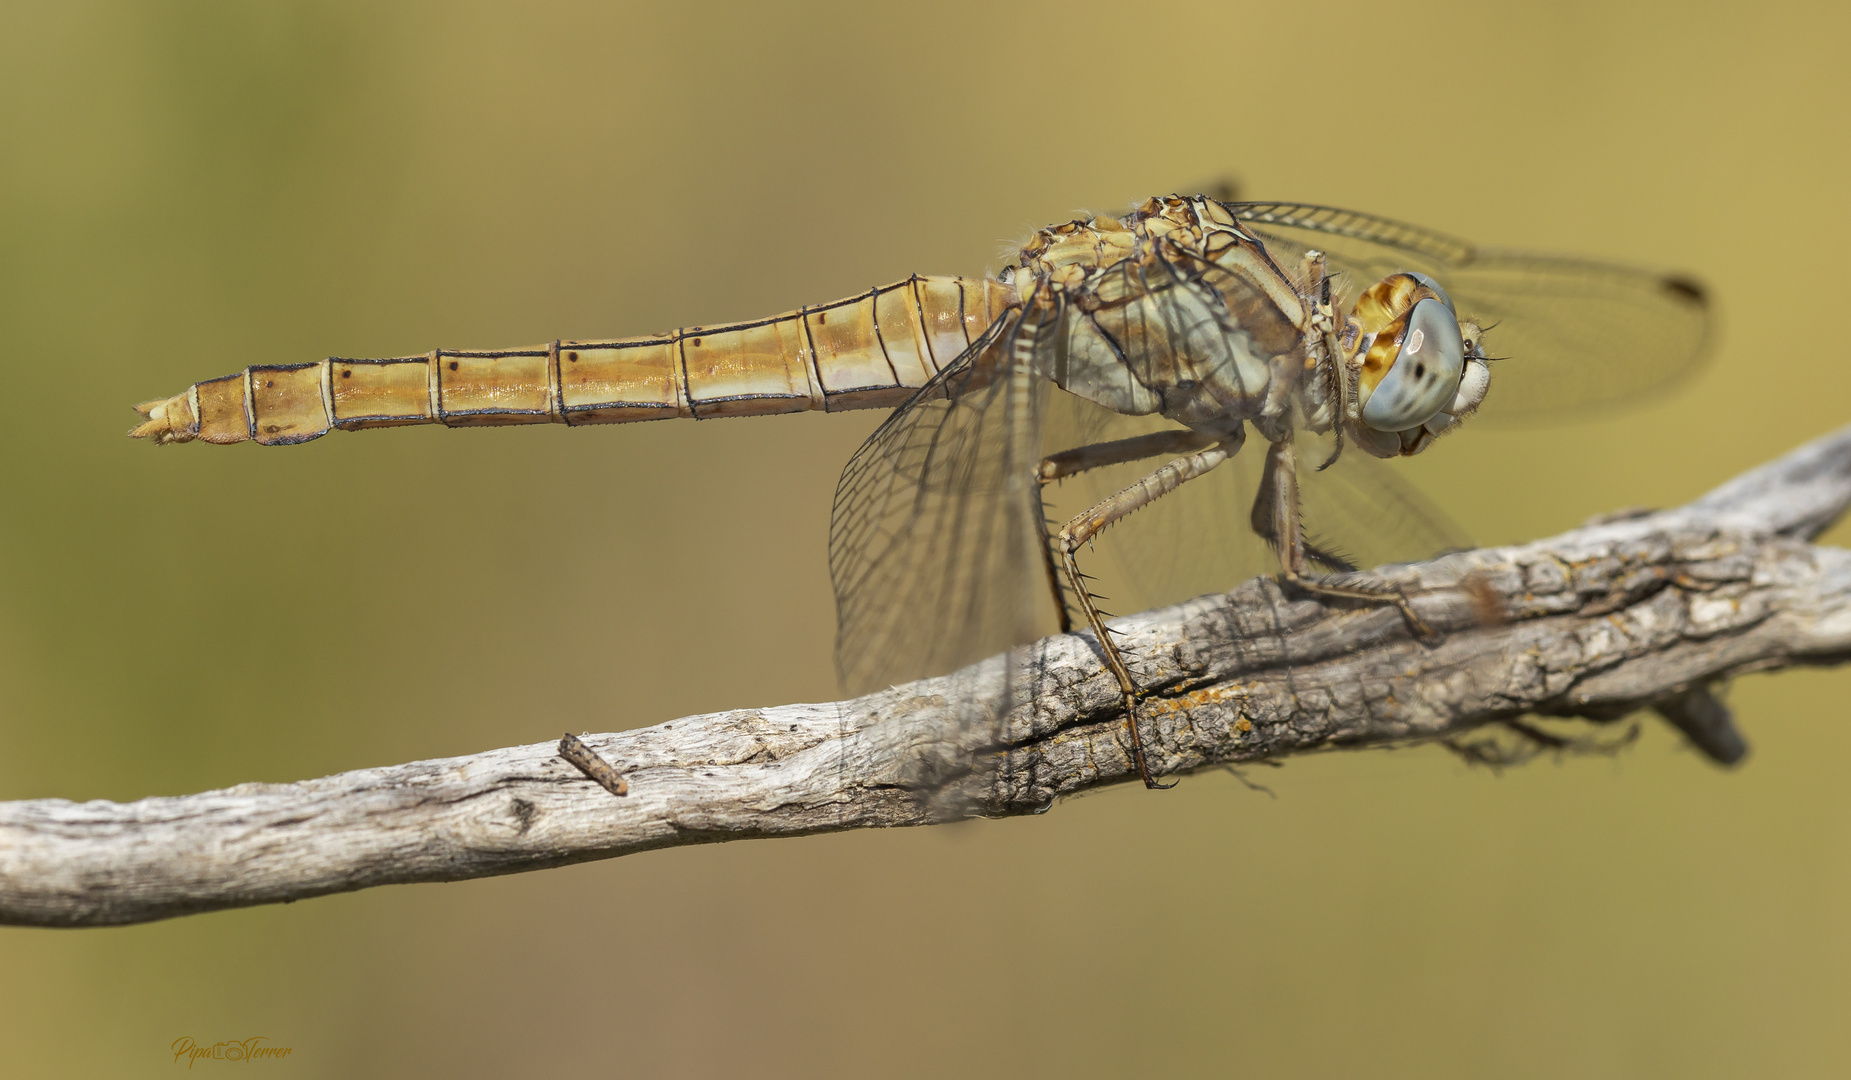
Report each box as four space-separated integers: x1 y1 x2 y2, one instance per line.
1406 272 1456 313
1360 298 1465 432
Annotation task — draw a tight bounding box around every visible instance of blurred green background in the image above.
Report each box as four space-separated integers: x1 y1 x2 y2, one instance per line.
3 1 1849 1076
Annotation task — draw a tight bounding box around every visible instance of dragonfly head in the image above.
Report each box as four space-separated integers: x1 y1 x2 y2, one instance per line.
1345 273 1490 456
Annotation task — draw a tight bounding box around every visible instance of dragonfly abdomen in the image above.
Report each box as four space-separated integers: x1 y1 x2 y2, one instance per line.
129 275 1013 446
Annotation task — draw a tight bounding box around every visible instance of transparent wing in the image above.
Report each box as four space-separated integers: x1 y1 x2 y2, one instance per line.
1226 201 1713 422
1041 390 1469 622
1438 255 1710 421
829 310 1053 697
1230 202 1479 267
1295 430 1472 571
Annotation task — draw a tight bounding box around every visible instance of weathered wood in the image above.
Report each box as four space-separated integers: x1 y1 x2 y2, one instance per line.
7 425 1851 928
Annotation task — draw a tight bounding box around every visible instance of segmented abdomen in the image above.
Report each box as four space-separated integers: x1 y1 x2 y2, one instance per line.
130 275 1015 445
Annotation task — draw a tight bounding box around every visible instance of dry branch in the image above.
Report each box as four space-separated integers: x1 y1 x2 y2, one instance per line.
8 426 1851 928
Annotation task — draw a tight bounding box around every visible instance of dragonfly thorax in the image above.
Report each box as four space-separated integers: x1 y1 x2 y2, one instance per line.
1014 196 1310 436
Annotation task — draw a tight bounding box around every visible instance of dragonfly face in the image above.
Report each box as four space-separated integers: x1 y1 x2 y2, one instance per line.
1342 271 1491 458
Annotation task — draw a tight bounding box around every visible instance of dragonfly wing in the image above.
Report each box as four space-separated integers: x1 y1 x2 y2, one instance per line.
1438 254 1710 421
1038 390 1274 621
1231 202 1476 271
1294 430 1474 571
829 311 1052 698
1226 201 1713 422
1044 402 1471 623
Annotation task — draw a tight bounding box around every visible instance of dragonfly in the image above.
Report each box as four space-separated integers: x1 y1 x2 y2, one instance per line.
129 195 1711 790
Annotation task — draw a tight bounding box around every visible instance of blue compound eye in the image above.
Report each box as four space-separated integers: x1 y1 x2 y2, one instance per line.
1360 298 1465 432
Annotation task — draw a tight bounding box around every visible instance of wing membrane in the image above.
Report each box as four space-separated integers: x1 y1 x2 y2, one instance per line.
1442 255 1709 419
1295 431 1472 570
1232 202 1477 267
1041 393 1470 622
829 311 1052 696
1226 201 1712 422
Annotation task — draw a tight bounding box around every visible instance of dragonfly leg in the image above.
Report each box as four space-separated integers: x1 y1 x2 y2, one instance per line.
1035 429 1220 633
1251 438 1439 640
1054 440 1233 788
1032 484 1071 634
1293 249 1355 473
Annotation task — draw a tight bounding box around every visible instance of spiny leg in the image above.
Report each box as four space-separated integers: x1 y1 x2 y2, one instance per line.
1033 429 1219 632
1032 483 1072 634
1294 250 1354 473
1054 439 1234 788
1250 437 1438 640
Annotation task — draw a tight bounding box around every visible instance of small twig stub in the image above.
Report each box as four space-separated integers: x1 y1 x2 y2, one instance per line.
558 733 629 797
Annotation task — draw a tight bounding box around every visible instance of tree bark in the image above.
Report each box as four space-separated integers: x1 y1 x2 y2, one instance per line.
7 425 1851 928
